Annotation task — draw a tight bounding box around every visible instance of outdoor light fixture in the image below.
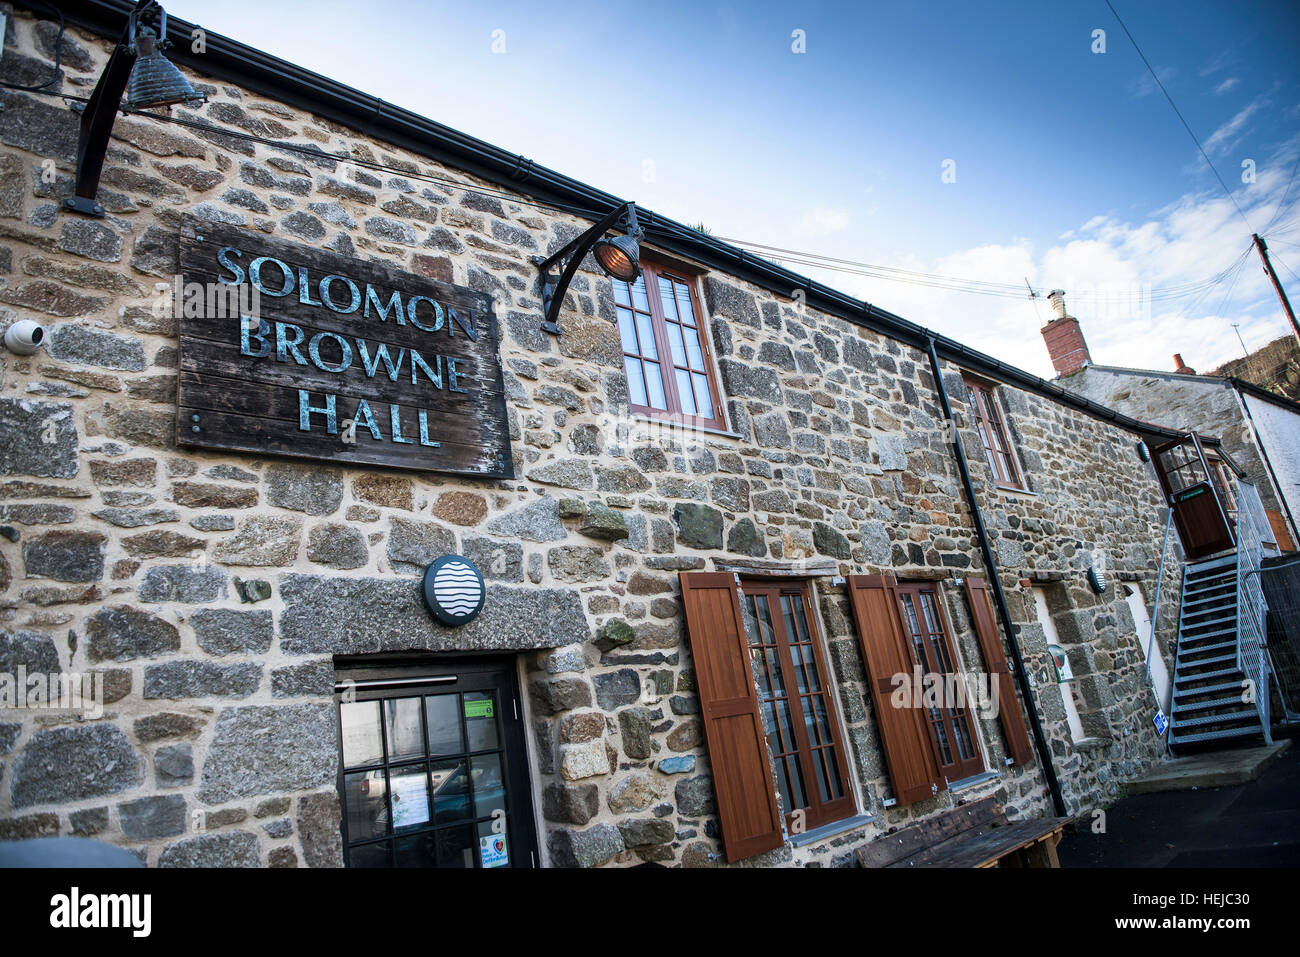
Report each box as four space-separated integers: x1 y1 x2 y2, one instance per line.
532 202 642 335
1087 564 1109 595
64 0 205 217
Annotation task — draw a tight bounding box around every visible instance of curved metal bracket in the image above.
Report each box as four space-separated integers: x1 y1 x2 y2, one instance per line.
532 201 637 335
63 1 161 217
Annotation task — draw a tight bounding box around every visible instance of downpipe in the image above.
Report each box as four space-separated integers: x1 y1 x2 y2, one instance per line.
925 337 1067 818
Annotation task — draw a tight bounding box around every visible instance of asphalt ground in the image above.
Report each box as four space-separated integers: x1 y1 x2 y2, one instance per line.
1058 741 1300 867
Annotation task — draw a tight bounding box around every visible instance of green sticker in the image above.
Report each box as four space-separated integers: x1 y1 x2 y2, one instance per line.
464 699 494 719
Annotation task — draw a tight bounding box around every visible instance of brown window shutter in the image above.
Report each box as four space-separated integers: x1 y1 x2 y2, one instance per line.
962 576 1035 766
846 574 944 806
678 572 785 862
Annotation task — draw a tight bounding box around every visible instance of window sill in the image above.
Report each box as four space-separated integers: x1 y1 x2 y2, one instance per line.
787 812 876 848
994 484 1038 499
947 770 1001 793
628 414 744 442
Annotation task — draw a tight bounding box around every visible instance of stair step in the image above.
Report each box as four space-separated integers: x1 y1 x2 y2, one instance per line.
1175 654 1238 677
1170 724 1263 746
1181 592 1238 612
1182 599 1238 619
1172 667 1244 687
1170 709 1259 730
1172 695 1250 715
1182 583 1237 602
1178 641 1237 660
1185 562 1236 579
1186 554 1239 574
1179 628 1237 648
1180 613 1237 634
1173 680 1246 699
1185 564 1232 579
1180 628 1238 648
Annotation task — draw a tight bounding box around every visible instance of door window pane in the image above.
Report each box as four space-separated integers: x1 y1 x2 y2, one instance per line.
339 700 383 767
471 752 507 819
393 832 435 868
425 695 464 755
348 842 390 868
465 691 500 752
431 758 469 825
387 764 431 830
435 825 476 868
384 697 424 763
344 769 387 842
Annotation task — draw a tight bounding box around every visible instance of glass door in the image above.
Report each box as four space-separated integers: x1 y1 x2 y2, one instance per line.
335 657 538 868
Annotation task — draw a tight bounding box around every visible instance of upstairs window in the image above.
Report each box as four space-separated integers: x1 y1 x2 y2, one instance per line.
612 261 725 430
964 377 1026 490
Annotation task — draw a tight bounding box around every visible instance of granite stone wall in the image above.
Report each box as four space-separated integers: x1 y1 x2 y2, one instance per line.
0 7 1178 867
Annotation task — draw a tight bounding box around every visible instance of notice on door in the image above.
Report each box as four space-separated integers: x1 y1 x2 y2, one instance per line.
389 774 431 828
480 833 508 868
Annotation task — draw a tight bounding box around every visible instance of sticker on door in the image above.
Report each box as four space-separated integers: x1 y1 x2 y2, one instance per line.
480 833 508 868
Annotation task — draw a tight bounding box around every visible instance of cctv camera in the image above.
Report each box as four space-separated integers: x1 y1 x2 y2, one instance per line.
3 319 45 355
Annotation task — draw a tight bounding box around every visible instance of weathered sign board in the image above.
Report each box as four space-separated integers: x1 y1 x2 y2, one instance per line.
175 216 513 478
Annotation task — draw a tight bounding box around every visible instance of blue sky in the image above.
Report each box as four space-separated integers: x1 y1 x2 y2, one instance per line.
175 0 1300 378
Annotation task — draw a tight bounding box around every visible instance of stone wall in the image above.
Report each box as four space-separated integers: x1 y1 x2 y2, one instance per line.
0 8 1175 867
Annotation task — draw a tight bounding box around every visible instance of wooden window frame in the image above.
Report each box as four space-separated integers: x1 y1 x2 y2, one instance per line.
963 376 1027 491
894 580 985 783
741 578 856 832
613 260 727 431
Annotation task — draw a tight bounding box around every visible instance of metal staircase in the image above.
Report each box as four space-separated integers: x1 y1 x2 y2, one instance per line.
1168 479 1274 752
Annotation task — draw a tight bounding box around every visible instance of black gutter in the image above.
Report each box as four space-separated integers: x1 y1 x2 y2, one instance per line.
924 337 1068 817
43 0 1193 447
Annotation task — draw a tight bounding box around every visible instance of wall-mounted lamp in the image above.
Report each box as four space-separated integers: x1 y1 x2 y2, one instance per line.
532 202 642 335
63 0 206 217
1087 564 1108 595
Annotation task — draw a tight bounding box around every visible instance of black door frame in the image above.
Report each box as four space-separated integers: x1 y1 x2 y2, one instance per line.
333 653 540 868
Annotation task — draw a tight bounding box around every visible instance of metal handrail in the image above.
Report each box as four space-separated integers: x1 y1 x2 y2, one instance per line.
1235 478 1273 744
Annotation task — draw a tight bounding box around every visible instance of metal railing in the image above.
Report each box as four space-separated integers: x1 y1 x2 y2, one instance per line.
1235 478 1272 744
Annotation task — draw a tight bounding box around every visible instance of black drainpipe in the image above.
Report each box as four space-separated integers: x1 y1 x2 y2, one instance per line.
924 337 1067 817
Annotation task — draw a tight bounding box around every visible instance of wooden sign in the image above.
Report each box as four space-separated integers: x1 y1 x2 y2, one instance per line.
175 216 513 478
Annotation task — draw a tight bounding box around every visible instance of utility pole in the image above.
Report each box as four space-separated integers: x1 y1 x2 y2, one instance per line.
1253 233 1300 346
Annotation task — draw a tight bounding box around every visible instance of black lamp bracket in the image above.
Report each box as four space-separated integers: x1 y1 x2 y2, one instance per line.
62 1 164 217
532 201 639 335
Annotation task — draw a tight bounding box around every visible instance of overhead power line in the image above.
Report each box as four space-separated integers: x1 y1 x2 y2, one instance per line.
1103 0 1254 233
717 235 1256 306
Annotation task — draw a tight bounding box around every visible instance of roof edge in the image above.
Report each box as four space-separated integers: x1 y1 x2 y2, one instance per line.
38 0 1192 445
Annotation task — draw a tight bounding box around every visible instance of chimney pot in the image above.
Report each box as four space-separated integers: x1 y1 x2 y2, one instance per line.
1173 353 1196 375
1046 289 1069 320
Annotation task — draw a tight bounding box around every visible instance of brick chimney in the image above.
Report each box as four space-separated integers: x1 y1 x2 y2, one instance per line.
1173 353 1196 375
1040 290 1092 377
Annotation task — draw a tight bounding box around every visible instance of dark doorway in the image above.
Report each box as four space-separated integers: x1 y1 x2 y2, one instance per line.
334 656 539 868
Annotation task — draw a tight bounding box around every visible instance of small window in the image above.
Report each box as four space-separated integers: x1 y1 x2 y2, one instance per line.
742 580 855 831
895 581 984 781
612 261 725 430
964 377 1026 490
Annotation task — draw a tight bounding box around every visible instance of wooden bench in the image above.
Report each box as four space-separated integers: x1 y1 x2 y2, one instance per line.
856 796 1070 868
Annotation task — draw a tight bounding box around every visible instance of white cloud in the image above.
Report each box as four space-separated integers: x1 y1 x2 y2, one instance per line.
1214 76 1241 95
780 140 1300 380
1203 96 1265 158
1132 66 1177 99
